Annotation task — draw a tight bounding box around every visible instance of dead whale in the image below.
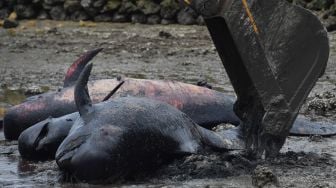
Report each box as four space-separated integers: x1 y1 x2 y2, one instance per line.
8 49 336 141
4 49 237 140
19 110 336 161
55 63 243 182
16 49 336 161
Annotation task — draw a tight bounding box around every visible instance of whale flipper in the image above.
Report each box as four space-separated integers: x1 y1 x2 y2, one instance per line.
289 115 336 136
197 126 245 151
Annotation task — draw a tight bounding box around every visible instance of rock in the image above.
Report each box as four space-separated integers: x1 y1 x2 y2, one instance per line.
70 10 89 21
102 0 121 12
112 13 127 22
80 0 100 16
44 0 65 5
37 10 49 19
42 2 53 10
137 0 160 15
196 15 205 25
6 0 17 10
8 12 17 20
161 18 175 25
32 0 42 4
118 0 137 14
64 0 81 13
307 0 334 11
158 30 173 38
92 0 106 8
3 19 19 28
323 15 336 31
0 9 9 19
14 4 37 19
94 13 113 22
17 0 33 4
147 14 160 24
80 0 91 8
177 7 197 25
86 8 99 17
49 5 66 20
160 0 179 19
0 1 4 8
131 13 146 24
252 166 279 188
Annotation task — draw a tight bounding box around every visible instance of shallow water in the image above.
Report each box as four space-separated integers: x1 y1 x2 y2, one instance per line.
0 21 336 187
0 88 27 120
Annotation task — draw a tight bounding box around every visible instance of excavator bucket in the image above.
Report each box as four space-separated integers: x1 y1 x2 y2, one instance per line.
183 0 329 157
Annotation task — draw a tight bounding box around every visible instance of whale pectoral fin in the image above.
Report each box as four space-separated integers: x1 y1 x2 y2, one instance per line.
75 63 94 116
290 115 336 136
197 126 245 151
176 140 201 155
63 48 103 88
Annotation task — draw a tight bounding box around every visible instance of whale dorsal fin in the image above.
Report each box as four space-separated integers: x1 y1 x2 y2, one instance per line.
63 48 103 88
75 63 94 116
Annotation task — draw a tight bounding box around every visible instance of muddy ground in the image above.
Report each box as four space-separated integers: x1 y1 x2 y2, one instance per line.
0 20 336 187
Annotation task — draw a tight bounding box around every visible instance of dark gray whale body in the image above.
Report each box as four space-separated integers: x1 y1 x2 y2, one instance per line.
56 97 239 182
55 63 242 182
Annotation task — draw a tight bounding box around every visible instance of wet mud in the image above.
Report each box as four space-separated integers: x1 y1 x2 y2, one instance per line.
1 20 336 187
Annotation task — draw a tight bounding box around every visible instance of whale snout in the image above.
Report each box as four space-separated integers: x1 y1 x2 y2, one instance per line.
18 118 52 160
56 136 114 182
18 113 77 160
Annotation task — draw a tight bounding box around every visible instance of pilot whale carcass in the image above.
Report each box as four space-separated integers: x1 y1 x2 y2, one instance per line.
19 105 336 161
4 49 237 140
55 63 244 182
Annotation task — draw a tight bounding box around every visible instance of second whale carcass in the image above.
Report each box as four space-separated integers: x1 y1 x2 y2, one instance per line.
4 49 238 140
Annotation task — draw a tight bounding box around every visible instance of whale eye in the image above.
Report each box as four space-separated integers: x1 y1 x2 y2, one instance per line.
99 126 122 137
100 127 109 136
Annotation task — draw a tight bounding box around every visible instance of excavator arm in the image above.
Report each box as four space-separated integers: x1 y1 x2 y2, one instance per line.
183 0 329 157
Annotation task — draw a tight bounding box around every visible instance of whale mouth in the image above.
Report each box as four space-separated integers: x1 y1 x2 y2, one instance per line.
18 119 52 160
34 121 50 150
24 120 50 146
56 133 90 168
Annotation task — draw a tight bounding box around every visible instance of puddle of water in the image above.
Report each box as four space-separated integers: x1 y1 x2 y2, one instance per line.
0 88 27 105
0 87 28 119
0 130 61 187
